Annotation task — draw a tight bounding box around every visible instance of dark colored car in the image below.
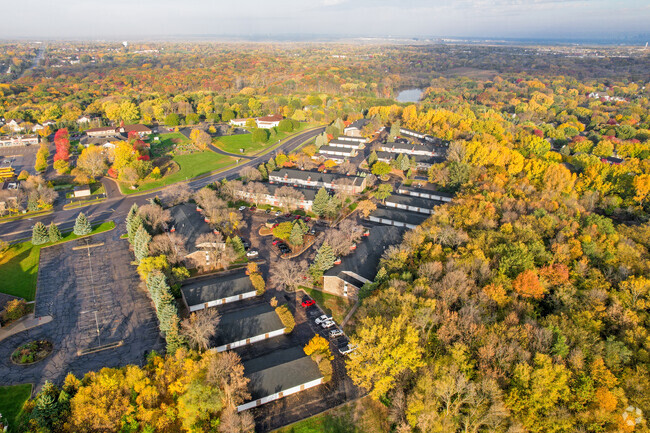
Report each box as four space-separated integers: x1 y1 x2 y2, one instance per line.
301 298 315 307
265 208 271 214
284 213 292 218
294 215 301 220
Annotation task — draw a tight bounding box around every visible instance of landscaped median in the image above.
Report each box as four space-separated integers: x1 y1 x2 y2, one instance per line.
0 209 54 225
0 221 116 301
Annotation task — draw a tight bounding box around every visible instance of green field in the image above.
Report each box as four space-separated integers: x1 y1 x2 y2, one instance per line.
215 123 312 155
0 384 31 432
0 221 116 301
149 132 190 157
300 287 354 324
274 414 355 433
120 151 234 194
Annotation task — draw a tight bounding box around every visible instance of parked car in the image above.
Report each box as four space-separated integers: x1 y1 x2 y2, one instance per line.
284 213 292 218
362 229 370 237
315 315 332 325
238 206 247 211
329 328 344 338
301 298 315 307
309 228 316 235
272 222 280 228
294 215 301 220
272 239 281 245
275 211 282 217
265 208 271 214
246 250 259 258
249 206 257 212
321 320 336 329
303 216 311 222
333 257 342 265
338 344 357 355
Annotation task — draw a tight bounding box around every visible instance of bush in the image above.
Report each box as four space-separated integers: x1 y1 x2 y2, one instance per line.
5 299 28 322
251 128 269 143
275 305 295 333
165 113 180 126
250 273 266 295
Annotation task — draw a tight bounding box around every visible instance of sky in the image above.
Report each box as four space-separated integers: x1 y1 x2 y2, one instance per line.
3 0 649 42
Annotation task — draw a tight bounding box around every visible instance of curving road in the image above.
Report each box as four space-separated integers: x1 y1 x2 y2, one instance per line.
0 127 325 243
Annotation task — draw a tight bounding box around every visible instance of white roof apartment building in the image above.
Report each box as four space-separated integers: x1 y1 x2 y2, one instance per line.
269 168 367 194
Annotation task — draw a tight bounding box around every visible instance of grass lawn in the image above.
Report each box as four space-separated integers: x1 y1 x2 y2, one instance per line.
300 286 354 324
120 151 235 194
272 397 380 433
149 132 189 157
0 221 116 301
215 123 313 155
0 384 32 432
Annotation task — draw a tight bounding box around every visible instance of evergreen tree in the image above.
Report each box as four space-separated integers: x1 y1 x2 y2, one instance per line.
389 120 401 140
368 150 378 167
31 381 64 431
312 187 330 217
133 225 151 262
48 222 62 243
289 223 304 246
126 203 139 238
230 236 246 257
32 222 50 245
73 212 91 236
312 242 336 273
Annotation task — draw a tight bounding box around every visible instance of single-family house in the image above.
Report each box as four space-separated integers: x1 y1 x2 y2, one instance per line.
230 118 250 127
256 114 283 129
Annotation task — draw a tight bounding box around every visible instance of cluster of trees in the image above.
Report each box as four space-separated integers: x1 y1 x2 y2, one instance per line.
304 335 333 382
31 220 63 245
17 349 254 432
246 262 265 295
309 220 364 279
0 174 56 216
345 76 650 431
53 128 71 174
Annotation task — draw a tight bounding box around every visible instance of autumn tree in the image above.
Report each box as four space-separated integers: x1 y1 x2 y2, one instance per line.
181 308 220 351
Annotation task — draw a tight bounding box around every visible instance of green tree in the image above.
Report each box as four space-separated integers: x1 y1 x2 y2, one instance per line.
133 225 151 262
165 113 180 126
126 204 142 243
289 223 304 246
48 222 62 243
368 150 378 166
312 187 330 217
373 184 393 203
277 119 294 132
371 161 391 177
32 222 50 245
272 221 293 240
251 128 269 143
73 212 91 236
310 242 336 277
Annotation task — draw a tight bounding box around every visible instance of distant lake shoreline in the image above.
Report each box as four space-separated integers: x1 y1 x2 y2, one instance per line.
396 88 424 103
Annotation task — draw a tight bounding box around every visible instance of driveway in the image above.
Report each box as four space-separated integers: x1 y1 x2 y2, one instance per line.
0 229 164 390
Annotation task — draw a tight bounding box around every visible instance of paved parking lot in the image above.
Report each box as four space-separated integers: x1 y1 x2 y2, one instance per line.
228 289 361 432
0 230 164 390
0 145 38 176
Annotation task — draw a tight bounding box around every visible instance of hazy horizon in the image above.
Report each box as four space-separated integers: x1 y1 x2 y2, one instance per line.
3 0 649 43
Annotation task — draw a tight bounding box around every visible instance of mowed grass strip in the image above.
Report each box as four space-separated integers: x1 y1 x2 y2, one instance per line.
0 384 32 432
120 151 234 194
300 286 354 324
215 123 312 155
0 221 116 301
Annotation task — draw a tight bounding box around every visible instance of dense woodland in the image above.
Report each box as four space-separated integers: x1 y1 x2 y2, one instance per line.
5 42 650 432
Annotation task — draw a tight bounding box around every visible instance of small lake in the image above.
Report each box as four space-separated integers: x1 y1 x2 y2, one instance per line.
396 88 424 103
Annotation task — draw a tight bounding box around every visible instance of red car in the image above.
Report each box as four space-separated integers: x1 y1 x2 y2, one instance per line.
272 223 280 228
301 299 315 307
272 239 281 245
303 216 311 222
294 215 301 220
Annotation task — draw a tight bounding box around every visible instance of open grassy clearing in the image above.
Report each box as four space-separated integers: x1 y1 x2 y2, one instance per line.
300 286 354 324
0 221 116 301
215 122 313 155
0 384 32 433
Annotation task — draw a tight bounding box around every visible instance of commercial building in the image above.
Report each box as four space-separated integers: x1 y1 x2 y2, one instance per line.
237 346 324 412
210 303 285 352
0 135 39 147
181 270 257 312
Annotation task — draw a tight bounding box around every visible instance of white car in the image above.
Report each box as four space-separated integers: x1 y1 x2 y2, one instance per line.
329 328 344 338
246 250 259 258
339 344 357 355
238 206 247 211
314 315 332 325
321 320 336 329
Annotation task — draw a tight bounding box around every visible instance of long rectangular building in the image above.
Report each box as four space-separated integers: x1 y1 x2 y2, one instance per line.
0 135 39 147
317 145 356 162
380 142 436 156
328 138 365 149
397 183 454 203
269 168 367 194
236 184 320 211
368 206 428 229
209 303 285 352
237 346 324 412
181 270 257 312
385 194 444 215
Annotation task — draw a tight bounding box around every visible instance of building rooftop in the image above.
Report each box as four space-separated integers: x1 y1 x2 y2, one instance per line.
270 168 365 187
121 124 152 134
318 145 354 154
169 203 214 254
386 193 444 210
370 207 429 226
181 269 255 307
325 225 404 281
243 346 322 400
397 183 455 198
382 141 436 153
211 303 284 347
345 119 370 130
265 183 320 201
257 114 283 122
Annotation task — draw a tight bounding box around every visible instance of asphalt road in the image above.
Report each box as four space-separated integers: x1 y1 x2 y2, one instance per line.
0 127 325 243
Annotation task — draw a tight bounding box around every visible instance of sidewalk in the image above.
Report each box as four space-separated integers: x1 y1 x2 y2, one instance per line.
0 314 52 342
